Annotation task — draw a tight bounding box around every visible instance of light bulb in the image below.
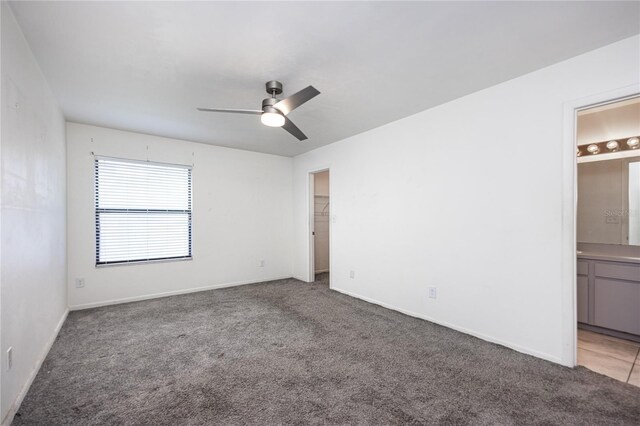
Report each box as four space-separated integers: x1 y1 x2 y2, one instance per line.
606 140 619 151
627 137 640 149
587 144 599 154
261 112 285 127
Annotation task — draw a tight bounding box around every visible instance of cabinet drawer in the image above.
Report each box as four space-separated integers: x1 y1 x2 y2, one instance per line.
594 278 640 335
595 263 640 282
577 261 589 276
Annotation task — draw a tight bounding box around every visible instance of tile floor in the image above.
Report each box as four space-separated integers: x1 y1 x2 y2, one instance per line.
577 328 640 386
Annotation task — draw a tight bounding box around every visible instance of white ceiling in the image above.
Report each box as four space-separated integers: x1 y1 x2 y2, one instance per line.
9 1 640 157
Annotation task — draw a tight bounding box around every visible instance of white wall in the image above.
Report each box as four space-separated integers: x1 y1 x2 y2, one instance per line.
293 36 640 366
1 3 67 423
67 123 293 309
577 99 640 146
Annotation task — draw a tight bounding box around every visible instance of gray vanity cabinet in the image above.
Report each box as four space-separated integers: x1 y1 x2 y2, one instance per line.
577 256 640 338
593 262 640 335
594 279 640 334
577 276 589 323
577 260 589 323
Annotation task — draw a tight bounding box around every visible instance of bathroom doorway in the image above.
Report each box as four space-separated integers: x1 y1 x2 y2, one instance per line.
309 169 330 285
575 95 640 386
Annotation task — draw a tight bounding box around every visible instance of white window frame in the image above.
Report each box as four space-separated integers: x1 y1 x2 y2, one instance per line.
94 156 193 266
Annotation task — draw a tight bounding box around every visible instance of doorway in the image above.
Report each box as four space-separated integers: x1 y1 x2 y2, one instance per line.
574 95 640 386
309 169 330 285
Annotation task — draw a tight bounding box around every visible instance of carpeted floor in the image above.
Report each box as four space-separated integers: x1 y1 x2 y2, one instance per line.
13 274 640 425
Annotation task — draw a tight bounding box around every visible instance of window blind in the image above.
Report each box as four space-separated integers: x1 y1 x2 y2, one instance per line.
95 157 192 265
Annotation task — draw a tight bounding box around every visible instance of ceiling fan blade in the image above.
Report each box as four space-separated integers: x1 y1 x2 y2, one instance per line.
273 86 320 115
282 117 308 141
197 107 262 115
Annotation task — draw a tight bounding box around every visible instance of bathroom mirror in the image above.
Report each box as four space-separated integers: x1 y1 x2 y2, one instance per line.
577 157 640 245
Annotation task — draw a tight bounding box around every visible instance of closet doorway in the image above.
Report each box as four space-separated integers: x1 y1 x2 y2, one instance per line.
309 169 330 285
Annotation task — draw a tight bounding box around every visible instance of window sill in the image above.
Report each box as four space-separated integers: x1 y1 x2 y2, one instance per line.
95 257 193 268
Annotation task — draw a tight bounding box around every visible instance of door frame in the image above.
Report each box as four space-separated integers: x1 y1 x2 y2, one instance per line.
307 167 331 287
561 84 639 367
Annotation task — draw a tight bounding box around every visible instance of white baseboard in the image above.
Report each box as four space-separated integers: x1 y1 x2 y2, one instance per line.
1 308 69 426
331 287 563 366
69 275 293 311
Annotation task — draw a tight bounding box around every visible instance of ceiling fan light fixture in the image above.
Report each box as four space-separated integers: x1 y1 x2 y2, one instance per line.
197 80 319 140
261 111 285 127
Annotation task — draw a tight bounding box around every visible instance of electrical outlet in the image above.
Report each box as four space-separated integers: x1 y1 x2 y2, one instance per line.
75 278 85 288
350 270 355 279
258 260 265 267
6 347 12 370
428 287 437 299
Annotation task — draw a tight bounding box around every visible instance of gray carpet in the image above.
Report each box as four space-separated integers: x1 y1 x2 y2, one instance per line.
13 274 640 425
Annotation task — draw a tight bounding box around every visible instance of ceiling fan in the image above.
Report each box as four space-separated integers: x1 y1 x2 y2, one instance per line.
197 80 320 141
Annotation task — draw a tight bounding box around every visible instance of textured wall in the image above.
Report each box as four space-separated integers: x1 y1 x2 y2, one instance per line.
1 3 67 422
293 36 640 367
66 123 294 309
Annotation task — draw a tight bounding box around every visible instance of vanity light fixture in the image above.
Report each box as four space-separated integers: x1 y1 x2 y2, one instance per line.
587 144 600 154
577 135 640 158
606 140 619 151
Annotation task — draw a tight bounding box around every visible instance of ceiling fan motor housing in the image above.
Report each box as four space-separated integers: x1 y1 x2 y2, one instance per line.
262 97 280 114
265 80 283 95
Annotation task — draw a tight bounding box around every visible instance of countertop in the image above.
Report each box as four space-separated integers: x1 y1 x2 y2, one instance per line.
577 251 640 265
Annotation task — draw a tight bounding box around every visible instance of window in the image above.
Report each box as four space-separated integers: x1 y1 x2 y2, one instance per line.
95 157 192 265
